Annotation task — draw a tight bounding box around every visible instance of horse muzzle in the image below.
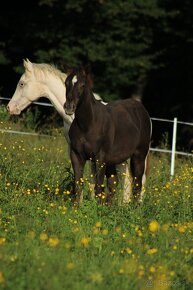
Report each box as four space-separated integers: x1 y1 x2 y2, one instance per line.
64 102 75 115
7 102 21 115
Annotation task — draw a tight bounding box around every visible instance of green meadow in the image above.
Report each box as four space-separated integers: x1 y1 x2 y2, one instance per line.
0 118 192 290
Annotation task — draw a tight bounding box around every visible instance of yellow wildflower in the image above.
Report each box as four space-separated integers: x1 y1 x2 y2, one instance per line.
80 237 91 247
39 232 48 241
102 229 108 235
147 248 158 255
95 221 102 228
48 237 60 247
0 237 6 246
149 266 156 273
178 225 186 233
149 220 160 233
126 247 132 254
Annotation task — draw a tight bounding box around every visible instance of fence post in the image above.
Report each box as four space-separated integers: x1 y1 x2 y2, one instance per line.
170 117 178 178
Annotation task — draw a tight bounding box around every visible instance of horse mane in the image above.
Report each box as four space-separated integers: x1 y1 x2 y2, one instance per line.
30 62 67 82
84 66 94 90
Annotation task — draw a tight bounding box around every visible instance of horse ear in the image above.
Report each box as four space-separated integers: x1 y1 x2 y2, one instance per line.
23 58 33 73
66 67 74 76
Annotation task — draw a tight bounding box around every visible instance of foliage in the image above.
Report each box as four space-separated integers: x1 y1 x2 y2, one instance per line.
0 105 10 122
0 121 193 290
1 0 193 113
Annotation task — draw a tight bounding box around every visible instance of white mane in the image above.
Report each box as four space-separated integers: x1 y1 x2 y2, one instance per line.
31 62 67 82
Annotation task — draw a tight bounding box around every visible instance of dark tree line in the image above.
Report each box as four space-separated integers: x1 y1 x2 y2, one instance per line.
0 0 193 149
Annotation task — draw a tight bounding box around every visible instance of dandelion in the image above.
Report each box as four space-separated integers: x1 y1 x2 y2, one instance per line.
95 221 102 228
149 266 156 273
63 190 70 195
178 225 186 233
147 248 158 255
149 220 160 233
102 229 108 235
55 187 60 195
26 189 31 195
126 247 132 254
0 237 6 246
80 237 91 247
39 232 48 241
48 237 60 247
137 229 143 237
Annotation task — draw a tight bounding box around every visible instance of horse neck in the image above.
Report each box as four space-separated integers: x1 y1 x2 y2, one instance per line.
43 74 73 125
76 87 97 130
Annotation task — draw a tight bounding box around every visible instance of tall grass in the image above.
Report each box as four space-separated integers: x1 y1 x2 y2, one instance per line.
0 121 192 290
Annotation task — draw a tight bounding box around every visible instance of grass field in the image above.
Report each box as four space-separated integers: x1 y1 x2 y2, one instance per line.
0 121 192 290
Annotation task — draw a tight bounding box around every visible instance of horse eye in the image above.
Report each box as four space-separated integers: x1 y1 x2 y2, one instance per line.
19 81 25 87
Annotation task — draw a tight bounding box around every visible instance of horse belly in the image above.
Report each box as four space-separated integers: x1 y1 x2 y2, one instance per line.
103 130 139 165
104 149 131 165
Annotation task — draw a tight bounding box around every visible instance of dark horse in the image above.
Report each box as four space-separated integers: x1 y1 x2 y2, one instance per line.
64 67 151 206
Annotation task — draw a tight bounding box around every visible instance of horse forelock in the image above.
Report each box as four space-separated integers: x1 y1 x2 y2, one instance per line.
72 67 94 89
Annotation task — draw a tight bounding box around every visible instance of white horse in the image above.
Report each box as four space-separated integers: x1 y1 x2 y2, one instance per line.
7 59 132 203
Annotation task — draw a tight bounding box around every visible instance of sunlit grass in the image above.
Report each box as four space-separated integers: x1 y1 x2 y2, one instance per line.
0 122 192 290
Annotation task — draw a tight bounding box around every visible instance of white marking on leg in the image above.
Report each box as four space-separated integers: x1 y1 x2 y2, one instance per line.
117 161 132 204
139 152 149 203
139 119 152 203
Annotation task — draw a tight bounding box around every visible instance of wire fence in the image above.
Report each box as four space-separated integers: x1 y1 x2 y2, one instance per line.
0 97 193 177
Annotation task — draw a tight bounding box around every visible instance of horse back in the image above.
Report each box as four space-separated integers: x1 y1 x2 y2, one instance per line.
106 98 151 151
107 98 150 133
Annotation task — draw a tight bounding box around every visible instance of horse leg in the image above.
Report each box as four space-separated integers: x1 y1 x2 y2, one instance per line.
105 165 118 205
70 150 86 206
95 163 106 204
88 159 96 200
140 151 150 202
116 161 132 204
130 151 149 204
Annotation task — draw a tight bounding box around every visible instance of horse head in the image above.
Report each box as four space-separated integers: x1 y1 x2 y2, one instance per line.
7 59 44 115
64 67 92 115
